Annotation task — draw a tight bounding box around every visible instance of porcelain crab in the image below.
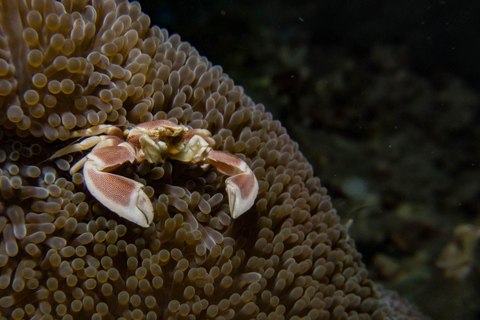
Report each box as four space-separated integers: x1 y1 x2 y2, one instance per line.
50 120 259 227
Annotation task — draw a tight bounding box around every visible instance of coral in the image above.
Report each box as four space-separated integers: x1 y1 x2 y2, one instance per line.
375 285 428 320
436 224 480 279
0 0 428 319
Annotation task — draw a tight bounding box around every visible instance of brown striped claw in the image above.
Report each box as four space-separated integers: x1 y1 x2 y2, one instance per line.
51 120 259 227
82 143 154 228
205 150 259 219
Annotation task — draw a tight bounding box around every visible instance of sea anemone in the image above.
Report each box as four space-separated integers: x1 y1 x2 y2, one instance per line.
0 0 427 319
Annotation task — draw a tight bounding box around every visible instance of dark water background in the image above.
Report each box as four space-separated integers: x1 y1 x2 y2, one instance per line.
138 1 480 319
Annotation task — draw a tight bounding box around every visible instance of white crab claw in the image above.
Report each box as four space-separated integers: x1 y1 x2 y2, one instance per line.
206 150 259 219
83 161 154 227
82 144 154 228
225 170 259 218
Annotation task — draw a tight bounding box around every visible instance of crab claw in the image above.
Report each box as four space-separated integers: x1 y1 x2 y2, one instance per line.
206 150 259 219
83 143 154 227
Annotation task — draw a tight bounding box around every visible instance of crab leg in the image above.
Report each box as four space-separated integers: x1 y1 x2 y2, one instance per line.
205 149 259 219
48 136 106 161
69 124 124 139
71 136 127 174
48 135 125 173
83 142 154 227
